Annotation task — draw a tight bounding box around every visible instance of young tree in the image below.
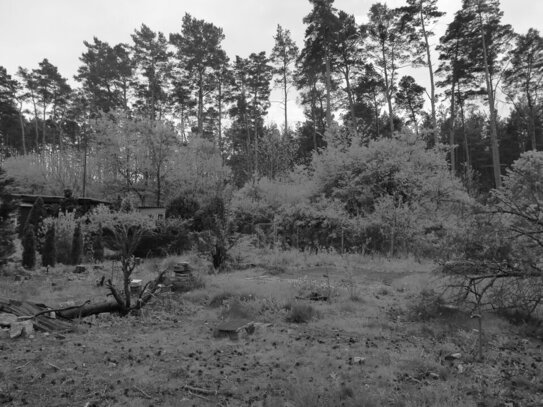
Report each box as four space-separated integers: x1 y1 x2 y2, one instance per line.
396 75 425 136
271 25 299 136
398 0 445 144
504 29 543 151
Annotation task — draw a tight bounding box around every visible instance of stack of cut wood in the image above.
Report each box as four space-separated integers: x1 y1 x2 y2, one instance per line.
172 262 194 292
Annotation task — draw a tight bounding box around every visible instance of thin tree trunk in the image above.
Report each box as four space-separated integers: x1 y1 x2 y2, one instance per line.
156 165 161 207
198 71 204 137
218 80 223 159
381 46 394 135
324 47 333 129
410 106 419 137
344 70 358 138
478 6 502 188
527 92 537 150
373 93 380 138
82 136 87 198
449 81 457 175
283 68 288 137
17 103 27 155
459 100 470 168
420 5 437 145
42 106 47 148
31 96 39 148
253 91 259 180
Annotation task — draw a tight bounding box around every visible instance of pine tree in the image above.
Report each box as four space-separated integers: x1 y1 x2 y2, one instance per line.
22 226 36 269
71 223 83 265
42 224 56 268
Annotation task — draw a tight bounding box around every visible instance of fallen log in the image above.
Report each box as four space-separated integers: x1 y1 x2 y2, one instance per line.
57 301 121 319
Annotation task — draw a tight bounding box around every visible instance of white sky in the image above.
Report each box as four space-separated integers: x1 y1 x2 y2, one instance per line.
1 0 541 125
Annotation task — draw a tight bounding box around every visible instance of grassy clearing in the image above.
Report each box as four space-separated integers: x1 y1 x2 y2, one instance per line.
0 248 542 406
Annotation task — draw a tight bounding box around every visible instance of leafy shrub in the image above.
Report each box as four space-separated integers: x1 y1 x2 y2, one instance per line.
41 211 77 264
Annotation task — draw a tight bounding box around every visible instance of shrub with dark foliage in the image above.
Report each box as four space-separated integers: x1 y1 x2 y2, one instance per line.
134 219 192 258
165 196 200 221
42 224 56 267
70 223 83 265
22 226 36 269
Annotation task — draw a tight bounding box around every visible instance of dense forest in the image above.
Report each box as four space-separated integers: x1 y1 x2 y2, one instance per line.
0 0 541 205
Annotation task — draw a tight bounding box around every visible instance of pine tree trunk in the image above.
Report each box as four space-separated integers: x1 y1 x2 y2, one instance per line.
449 81 457 175
381 46 394 135
198 71 204 137
344 69 358 138
478 8 502 188
527 92 537 150
324 47 333 129
18 104 26 155
420 6 437 145
283 68 288 137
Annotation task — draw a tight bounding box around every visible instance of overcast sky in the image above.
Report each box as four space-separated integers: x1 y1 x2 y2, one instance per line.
1 0 541 124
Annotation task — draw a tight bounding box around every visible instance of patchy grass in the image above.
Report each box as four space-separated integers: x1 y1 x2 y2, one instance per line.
0 249 542 406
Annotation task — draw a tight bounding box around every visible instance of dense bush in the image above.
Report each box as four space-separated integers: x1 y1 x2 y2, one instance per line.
230 133 470 256
165 195 200 220
134 219 192 258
